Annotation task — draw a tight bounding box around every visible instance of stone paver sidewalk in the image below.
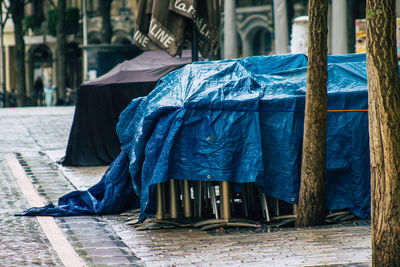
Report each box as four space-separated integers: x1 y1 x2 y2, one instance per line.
0 106 372 266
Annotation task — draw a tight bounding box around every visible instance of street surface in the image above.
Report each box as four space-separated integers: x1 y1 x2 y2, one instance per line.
0 106 372 266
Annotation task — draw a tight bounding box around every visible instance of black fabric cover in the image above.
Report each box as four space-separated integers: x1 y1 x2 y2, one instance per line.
61 50 195 166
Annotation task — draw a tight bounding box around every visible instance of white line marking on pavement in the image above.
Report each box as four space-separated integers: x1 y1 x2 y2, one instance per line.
6 154 85 267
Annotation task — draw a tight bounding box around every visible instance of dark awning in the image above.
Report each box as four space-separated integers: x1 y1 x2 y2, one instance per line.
134 0 221 58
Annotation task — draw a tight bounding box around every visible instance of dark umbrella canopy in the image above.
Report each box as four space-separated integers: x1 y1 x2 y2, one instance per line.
61 50 198 166
133 0 221 57
83 49 196 85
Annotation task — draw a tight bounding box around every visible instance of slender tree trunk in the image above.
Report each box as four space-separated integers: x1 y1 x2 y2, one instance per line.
32 0 44 17
0 0 7 107
32 0 44 31
56 0 67 102
10 0 26 107
98 0 113 43
366 0 400 266
295 0 328 227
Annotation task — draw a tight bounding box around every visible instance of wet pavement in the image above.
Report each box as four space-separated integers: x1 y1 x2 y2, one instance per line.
0 155 63 266
0 106 372 266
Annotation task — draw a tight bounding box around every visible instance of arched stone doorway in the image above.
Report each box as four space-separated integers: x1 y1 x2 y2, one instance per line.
88 31 104 44
112 30 132 44
243 27 272 56
239 14 273 57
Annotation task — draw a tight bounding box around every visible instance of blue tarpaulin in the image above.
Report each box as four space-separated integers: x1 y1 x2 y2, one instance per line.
21 53 371 220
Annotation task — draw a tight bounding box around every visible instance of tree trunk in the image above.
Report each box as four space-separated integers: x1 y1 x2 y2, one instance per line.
0 0 7 107
366 0 400 266
98 0 113 43
10 0 26 107
32 0 44 17
295 0 328 227
56 0 67 102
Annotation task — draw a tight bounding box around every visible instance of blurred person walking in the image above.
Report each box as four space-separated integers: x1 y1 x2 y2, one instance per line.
33 76 44 106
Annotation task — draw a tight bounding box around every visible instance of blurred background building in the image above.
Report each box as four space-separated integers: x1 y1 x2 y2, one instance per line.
1 0 138 106
1 0 400 107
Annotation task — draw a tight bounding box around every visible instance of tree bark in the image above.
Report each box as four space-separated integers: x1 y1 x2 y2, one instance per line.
32 0 44 17
295 0 328 227
98 0 113 43
56 0 67 101
366 0 400 266
10 0 26 107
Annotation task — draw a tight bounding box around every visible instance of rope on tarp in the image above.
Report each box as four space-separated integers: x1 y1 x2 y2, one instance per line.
183 106 368 113
327 109 368 112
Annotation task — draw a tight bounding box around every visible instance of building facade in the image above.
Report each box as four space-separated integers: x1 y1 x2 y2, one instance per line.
1 0 138 106
3 0 400 106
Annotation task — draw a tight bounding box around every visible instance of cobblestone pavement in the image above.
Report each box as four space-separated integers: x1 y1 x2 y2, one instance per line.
0 154 63 266
0 106 372 266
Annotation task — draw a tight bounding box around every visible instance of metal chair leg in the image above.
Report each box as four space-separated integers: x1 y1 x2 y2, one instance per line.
271 202 297 227
240 184 249 218
155 183 164 220
169 178 178 219
183 180 192 218
274 198 280 216
197 181 202 218
220 181 231 220
193 181 258 230
259 192 271 222
209 182 219 219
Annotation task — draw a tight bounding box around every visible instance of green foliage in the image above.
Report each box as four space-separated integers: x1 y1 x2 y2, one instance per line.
367 9 376 19
366 8 384 19
24 14 44 33
47 7 80 36
66 8 80 34
47 9 57 36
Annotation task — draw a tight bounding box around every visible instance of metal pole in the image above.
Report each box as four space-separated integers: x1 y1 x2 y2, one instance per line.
220 181 231 220
0 2 5 107
273 0 289 54
331 0 348 54
82 0 88 81
192 27 198 62
397 0 400 17
223 0 237 59
155 183 164 220
183 180 192 218
169 179 178 219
